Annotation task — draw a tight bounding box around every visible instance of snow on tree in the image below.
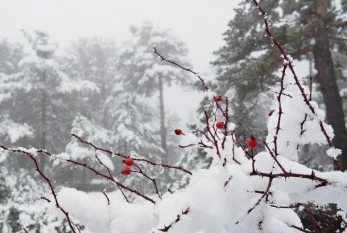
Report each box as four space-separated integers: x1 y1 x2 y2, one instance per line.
54 114 115 191
0 116 33 145
0 30 98 172
0 41 33 146
104 84 166 196
0 39 25 75
64 37 117 127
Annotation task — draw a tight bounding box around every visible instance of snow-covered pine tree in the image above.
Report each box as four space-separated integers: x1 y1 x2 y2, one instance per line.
0 40 34 143
64 37 118 127
59 114 115 192
0 30 98 173
104 84 166 197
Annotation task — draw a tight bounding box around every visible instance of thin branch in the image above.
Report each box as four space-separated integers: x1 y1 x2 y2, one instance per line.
153 47 208 90
158 207 191 232
250 0 341 171
133 164 162 199
102 189 110 205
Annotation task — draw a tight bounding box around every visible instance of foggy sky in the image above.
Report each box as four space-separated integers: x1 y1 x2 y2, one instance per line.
0 0 241 127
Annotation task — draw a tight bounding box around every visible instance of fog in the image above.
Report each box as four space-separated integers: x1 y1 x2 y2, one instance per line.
1 0 241 124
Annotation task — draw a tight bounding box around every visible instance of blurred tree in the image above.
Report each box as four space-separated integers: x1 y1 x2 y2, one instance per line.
0 30 98 172
116 21 192 163
64 37 117 127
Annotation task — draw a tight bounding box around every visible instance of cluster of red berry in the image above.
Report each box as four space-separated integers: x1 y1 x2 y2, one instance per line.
215 96 224 129
174 95 259 150
121 158 134 175
121 96 262 175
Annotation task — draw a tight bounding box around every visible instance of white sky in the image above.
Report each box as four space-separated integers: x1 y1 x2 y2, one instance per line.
0 0 241 128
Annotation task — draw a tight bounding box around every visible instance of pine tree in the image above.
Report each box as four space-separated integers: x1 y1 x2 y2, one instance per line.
60 114 115 191
0 30 98 172
64 37 118 127
0 39 25 74
105 85 166 196
0 166 10 204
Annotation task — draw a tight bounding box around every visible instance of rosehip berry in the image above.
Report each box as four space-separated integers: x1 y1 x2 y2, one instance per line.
248 136 257 148
268 109 275 116
215 96 222 102
216 121 224 129
175 129 183 135
123 158 134 166
121 167 131 175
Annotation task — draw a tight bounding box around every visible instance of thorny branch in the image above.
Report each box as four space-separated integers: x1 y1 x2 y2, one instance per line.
250 0 341 170
72 134 192 175
157 207 191 232
14 147 157 204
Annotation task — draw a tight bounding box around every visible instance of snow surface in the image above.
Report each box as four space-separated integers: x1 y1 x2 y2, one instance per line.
39 72 347 233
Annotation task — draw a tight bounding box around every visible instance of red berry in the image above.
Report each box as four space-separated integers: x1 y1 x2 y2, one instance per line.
268 109 275 116
216 121 224 129
123 158 134 166
121 167 131 175
248 136 257 148
215 96 222 102
175 129 183 135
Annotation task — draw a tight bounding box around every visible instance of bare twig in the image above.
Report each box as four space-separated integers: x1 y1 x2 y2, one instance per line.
153 47 208 90
158 207 191 232
102 189 110 205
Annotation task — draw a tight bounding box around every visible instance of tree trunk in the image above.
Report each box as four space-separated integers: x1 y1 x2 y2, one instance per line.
40 70 47 172
158 77 168 163
313 0 347 170
101 73 109 128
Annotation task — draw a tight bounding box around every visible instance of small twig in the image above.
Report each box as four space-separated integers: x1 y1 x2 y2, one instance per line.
291 225 313 233
95 153 130 203
178 144 196 148
274 91 292 98
303 208 324 233
204 110 221 159
102 189 110 205
235 178 273 224
264 141 287 173
158 207 191 232
153 47 208 90
222 97 230 149
224 175 233 188
309 76 312 101
40 196 51 203
133 164 162 199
